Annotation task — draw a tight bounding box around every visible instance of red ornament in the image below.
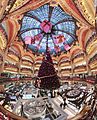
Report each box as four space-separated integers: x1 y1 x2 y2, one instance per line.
31 37 35 44
34 33 43 41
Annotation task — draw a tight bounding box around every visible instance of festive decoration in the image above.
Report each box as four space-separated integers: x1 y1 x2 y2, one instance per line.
40 20 52 33
35 49 60 90
54 45 60 52
64 43 71 51
24 36 35 45
53 35 65 44
34 33 43 41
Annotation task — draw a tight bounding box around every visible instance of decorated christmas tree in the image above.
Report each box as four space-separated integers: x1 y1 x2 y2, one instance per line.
35 48 60 90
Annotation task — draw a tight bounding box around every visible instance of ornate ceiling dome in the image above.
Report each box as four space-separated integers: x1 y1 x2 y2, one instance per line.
20 4 76 55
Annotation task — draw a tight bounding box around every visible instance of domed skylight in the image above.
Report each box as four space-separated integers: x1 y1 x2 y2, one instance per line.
20 4 76 55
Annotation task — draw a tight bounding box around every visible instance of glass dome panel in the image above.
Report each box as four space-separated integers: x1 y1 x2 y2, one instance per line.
20 4 76 55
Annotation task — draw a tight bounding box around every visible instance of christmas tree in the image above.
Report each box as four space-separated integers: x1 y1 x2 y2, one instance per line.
35 49 60 90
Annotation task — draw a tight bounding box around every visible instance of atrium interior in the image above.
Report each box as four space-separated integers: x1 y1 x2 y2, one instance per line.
0 0 97 120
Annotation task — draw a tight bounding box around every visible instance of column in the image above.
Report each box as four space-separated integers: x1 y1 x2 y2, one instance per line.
95 0 97 33
0 47 8 74
18 57 22 74
83 51 90 74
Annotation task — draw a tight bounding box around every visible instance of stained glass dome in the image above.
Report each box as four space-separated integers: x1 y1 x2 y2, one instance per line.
20 4 76 55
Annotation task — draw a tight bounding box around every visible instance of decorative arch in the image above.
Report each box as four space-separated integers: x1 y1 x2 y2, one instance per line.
70 46 82 59
11 41 24 57
59 53 70 62
6 19 19 45
59 0 92 27
22 52 34 62
76 0 95 26
77 27 92 51
7 0 51 17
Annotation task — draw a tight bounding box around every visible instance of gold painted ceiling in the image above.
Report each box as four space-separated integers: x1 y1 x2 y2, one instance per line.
0 0 97 76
